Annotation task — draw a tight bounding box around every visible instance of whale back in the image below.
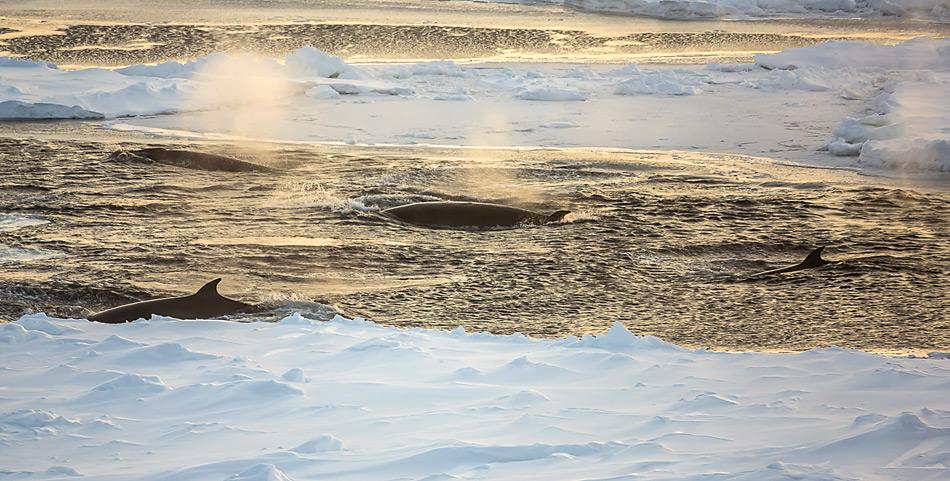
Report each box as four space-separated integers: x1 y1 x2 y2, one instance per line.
87 278 252 324
383 202 566 229
547 210 571 223
115 148 272 173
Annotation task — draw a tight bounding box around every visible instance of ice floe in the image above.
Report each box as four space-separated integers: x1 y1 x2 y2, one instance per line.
0 100 103 119
516 85 589 101
1 314 947 480
614 68 706 96
758 38 950 171
556 0 950 20
0 39 947 171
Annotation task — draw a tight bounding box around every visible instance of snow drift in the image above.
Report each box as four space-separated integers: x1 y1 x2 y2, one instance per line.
0 314 948 480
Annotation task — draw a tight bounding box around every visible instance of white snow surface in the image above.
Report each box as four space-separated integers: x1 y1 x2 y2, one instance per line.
0 47 378 118
756 39 950 171
0 100 102 119
514 0 950 20
1 314 949 481
0 39 948 171
615 68 705 95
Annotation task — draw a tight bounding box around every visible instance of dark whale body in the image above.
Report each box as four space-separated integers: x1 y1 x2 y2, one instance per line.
750 247 834 277
87 279 253 324
382 201 570 229
111 148 273 173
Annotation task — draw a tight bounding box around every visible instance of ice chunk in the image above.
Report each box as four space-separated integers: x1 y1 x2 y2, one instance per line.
517 86 588 101
305 85 341 99
615 70 704 96
756 39 950 71
859 138 950 171
827 138 863 156
0 100 103 119
285 47 352 79
410 60 468 77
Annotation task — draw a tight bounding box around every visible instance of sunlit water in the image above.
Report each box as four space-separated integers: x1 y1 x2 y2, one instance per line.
1 124 947 354
1 10 948 353
2 14 948 66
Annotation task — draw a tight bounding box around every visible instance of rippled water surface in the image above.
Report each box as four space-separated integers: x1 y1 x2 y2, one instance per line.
1 125 947 353
3 14 948 66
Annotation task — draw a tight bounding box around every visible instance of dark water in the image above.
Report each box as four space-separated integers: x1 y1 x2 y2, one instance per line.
3 21 946 66
1 127 947 353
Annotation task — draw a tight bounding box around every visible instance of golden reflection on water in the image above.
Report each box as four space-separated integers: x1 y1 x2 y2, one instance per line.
194 237 347 248
1 129 946 354
1 5 946 68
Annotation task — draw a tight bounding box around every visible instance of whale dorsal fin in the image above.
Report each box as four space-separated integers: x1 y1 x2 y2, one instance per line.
801 247 827 267
547 210 571 223
194 278 222 298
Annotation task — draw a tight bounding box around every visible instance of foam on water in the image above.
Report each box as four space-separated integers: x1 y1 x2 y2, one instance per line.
0 214 48 233
0 245 63 263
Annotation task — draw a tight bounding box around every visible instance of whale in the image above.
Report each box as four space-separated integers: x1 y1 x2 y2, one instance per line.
109 148 273 173
381 201 570 229
87 279 254 324
750 247 835 277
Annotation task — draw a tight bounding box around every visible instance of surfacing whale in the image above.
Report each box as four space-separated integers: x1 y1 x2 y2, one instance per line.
110 148 273 172
749 247 835 277
381 201 570 229
87 279 253 324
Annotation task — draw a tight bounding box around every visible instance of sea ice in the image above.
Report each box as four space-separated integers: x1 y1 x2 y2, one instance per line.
304 85 341 99
516 85 589 101
615 70 706 96
759 39 950 171
559 0 950 20
0 39 947 172
0 100 103 119
1 313 945 480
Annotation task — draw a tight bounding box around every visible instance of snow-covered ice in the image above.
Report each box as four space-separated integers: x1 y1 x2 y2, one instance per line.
516 85 589 101
614 68 705 96
0 39 947 172
0 47 389 118
0 100 102 120
524 0 950 20
1 314 948 480
756 39 950 171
